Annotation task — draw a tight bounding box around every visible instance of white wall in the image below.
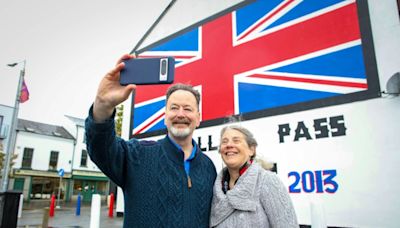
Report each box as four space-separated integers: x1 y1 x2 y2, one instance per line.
369 0 400 88
194 97 400 227
72 125 101 171
14 131 74 172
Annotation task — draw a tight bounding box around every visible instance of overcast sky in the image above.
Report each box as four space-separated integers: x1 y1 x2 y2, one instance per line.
0 0 243 127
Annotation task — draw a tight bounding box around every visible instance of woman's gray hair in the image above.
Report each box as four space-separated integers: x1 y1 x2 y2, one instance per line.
220 124 275 170
220 125 258 159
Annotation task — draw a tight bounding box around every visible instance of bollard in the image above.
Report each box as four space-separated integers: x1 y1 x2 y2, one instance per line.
310 198 327 228
18 194 24 218
108 193 114 218
49 194 56 217
116 187 124 217
42 207 49 228
76 193 81 216
90 194 101 228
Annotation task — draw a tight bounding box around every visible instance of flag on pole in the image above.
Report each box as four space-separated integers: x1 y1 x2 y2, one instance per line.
20 79 29 103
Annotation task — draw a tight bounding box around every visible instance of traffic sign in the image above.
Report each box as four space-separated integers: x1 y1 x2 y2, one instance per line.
58 168 64 177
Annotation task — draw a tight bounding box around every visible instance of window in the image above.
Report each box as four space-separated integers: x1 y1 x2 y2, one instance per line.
30 177 59 199
80 150 88 167
49 151 59 170
22 148 34 169
0 115 5 139
398 0 400 17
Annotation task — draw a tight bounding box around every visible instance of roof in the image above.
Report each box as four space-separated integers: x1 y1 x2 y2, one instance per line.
65 115 85 127
17 119 75 140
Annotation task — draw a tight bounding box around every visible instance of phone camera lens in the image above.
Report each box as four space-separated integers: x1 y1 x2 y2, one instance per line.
161 59 167 74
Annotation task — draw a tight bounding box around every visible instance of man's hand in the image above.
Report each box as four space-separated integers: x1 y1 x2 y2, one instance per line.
93 54 136 122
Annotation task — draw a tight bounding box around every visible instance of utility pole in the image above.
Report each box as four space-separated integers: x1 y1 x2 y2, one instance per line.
1 60 26 192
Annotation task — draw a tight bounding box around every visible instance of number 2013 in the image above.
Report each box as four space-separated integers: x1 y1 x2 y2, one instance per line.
288 170 339 193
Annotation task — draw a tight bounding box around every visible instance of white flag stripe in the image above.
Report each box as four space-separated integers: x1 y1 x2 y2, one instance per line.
238 76 365 94
132 107 165 135
255 71 367 84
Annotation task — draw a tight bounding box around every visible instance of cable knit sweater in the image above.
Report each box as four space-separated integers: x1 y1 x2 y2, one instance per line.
210 163 298 228
85 107 216 228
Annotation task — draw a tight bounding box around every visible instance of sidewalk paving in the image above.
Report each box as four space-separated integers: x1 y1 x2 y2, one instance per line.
17 201 123 228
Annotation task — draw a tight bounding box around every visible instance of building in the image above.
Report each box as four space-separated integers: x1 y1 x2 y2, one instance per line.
0 104 14 160
10 117 110 203
10 119 74 202
1 104 110 203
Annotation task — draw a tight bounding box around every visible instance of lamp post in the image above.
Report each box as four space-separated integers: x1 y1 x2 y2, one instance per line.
1 60 26 192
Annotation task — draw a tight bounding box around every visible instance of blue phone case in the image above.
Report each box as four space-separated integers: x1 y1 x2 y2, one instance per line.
120 57 175 85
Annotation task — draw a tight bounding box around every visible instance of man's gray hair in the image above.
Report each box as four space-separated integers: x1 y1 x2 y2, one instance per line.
166 83 201 110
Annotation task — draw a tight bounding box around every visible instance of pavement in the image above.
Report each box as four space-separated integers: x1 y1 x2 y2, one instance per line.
17 201 123 228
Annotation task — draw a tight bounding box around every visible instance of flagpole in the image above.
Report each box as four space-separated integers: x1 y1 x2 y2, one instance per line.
1 60 26 192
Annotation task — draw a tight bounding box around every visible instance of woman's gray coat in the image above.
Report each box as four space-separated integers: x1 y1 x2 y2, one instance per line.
210 163 298 228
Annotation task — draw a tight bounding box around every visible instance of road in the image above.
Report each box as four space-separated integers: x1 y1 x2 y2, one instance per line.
17 204 123 228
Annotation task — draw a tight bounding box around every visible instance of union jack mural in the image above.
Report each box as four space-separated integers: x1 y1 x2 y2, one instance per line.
130 0 379 137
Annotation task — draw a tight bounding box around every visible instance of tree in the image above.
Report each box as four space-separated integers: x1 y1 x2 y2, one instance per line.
9 154 18 169
0 143 5 176
0 143 18 177
115 104 124 137
0 152 4 171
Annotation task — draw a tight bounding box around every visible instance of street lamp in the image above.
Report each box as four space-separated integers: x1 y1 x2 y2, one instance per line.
1 60 26 192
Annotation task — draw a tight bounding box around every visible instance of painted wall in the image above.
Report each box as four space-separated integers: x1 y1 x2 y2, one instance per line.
197 1 399 226
120 0 400 227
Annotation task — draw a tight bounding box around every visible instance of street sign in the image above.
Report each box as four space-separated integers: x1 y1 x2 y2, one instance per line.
58 168 64 177
57 168 64 208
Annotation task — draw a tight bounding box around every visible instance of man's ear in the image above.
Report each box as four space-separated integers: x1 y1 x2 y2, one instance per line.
196 111 201 127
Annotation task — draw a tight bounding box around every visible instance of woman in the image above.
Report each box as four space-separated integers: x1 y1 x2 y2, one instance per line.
210 125 298 228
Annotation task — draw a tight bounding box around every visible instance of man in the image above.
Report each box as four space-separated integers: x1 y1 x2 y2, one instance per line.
85 54 217 227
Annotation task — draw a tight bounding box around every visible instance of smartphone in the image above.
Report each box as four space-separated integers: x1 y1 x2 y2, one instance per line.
119 57 175 85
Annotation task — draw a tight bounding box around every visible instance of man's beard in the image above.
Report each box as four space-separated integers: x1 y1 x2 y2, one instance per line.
169 125 191 139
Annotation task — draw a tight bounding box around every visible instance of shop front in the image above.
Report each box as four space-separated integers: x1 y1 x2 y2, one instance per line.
13 169 71 202
70 170 109 203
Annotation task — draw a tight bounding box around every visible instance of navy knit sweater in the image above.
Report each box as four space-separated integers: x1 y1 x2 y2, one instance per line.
85 108 217 228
